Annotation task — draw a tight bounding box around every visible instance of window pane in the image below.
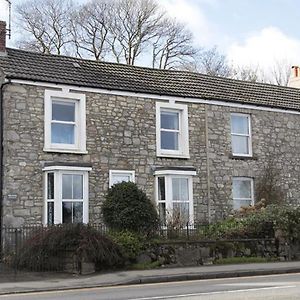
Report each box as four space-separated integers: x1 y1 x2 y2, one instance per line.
47 172 54 200
159 202 166 225
161 131 179 150
51 123 75 144
231 115 249 134
232 135 249 154
172 178 189 201
233 199 252 210
47 202 54 225
73 175 83 199
161 111 179 130
62 202 72 223
111 174 131 185
173 203 189 224
52 101 75 122
62 174 72 199
233 179 252 199
158 177 165 201
62 202 83 224
73 202 83 223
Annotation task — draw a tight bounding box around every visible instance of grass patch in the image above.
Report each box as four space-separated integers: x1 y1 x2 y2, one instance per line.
129 261 161 270
214 256 278 265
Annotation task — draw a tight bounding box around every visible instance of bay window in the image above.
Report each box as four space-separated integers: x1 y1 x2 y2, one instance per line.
43 166 91 225
155 169 196 225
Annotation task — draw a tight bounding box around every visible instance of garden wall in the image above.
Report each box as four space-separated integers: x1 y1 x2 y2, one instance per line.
138 238 292 267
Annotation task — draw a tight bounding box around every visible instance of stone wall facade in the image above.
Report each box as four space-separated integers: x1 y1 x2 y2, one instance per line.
2 83 300 226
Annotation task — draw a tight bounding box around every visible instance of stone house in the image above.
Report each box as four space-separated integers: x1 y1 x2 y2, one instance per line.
1 21 300 232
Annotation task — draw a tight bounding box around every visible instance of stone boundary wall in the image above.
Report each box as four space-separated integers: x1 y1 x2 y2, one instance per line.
137 238 292 267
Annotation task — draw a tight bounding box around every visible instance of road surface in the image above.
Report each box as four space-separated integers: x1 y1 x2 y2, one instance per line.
1 273 300 299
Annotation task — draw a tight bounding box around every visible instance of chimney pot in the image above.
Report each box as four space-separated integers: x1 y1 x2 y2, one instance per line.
0 21 6 54
288 66 300 88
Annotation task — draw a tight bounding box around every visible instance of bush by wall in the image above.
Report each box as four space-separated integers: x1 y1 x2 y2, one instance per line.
13 224 125 271
102 182 159 234
109 230 144 262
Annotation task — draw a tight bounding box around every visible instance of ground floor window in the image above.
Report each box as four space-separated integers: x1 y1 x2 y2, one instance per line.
232 177 254 210
109 170 135 187
43 166 91 225
155 170 195 225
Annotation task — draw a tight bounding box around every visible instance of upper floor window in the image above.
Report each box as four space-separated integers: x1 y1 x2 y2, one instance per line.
231 113 252 156
109 170 135 187
44 90 87 153
232 177 254 210
156 102 189 158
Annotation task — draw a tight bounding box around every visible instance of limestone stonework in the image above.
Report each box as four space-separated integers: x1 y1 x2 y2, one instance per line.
2 83 300 226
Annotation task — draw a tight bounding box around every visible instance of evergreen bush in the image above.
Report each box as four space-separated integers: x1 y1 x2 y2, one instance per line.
102 182 159 234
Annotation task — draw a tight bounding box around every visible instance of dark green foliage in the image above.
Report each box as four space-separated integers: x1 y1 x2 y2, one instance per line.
14 224 125 271
102 182 159 234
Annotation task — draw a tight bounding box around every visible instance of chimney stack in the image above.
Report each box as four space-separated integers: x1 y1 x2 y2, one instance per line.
288 66 300 88
0 21 6 55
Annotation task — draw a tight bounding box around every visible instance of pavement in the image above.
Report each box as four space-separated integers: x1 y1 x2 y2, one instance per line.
1 261 300 295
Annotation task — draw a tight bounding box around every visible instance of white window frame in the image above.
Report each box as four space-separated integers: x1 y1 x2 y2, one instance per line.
109 170 135 188
156 102 189 158
43 166 91 225
44 90 87 154
154 170 196 225
232 177 254 210
231 113 252 157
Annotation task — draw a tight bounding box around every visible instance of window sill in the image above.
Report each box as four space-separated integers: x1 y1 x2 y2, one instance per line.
229 154 257 160
157 153 190 159
43 148 88 155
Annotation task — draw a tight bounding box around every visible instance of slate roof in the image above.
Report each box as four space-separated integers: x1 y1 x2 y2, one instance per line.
1 48 300 111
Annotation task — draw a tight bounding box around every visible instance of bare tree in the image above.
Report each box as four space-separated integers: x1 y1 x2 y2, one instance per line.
195 46 232 77
151 19 197 70
268 59 291 86
255 157 284 206
16 0 74 55
230 65 266 83
230 60 291 86
16 0 203 70
109 0 165 65
71 0 112 60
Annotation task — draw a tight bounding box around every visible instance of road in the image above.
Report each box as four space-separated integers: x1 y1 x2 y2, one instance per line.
1 273 300 299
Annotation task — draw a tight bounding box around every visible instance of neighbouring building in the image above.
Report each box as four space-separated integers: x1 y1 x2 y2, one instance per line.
1 21 300 232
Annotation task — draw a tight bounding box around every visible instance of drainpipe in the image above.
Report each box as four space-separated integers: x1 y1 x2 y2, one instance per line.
205 105 211 224
0 79 9 258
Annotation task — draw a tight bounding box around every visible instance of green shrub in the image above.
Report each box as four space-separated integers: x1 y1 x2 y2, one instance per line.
110 230 143 262
198 205 300 240
102 182 159 234
14 224 125 271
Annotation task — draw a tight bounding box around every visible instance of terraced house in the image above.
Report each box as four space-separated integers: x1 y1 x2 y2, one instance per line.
1 20 300 232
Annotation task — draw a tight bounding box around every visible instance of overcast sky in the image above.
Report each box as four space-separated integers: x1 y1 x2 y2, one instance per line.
1 0 300 72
